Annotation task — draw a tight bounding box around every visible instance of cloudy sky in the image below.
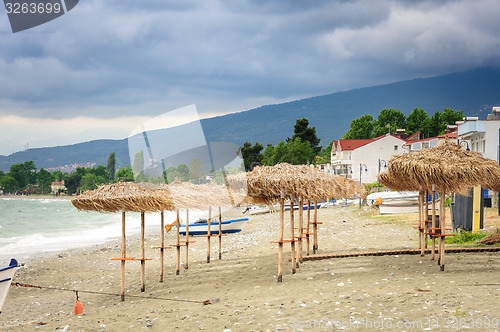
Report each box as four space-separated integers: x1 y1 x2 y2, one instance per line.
1 0 500 155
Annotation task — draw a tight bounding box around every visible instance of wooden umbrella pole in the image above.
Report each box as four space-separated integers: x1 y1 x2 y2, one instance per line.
277 194 284 282
185 209 189 270
176 209 180 275
218 206 222 260
290 198 297 273
418 190 424 256
298 197 304 263
140 212 146 292
121 211 126 301
439 192 446 271
160 211 165 282
313 199 318 254
306 200 311 256
207 206 211 263
431 185 436 261
424 190 429 249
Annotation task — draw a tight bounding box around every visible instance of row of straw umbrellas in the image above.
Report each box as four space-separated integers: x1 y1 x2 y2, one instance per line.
378 140 500 270
71 163 365 298
71 140 500 299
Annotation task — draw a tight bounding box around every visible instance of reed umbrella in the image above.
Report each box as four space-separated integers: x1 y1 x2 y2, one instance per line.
378 140 500 270
227 163 364 281
72 181 175 299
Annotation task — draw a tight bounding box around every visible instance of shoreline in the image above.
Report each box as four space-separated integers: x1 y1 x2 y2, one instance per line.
1 194 71 200
1 206 499 331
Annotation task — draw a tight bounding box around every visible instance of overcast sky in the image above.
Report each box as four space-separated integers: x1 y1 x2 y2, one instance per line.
1 0 500 156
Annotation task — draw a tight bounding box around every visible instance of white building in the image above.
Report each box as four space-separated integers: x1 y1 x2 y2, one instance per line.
457 107 500 161
331 134 408 184
405 131 457 153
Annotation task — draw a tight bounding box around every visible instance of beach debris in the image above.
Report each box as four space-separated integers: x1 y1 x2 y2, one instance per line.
415 287 432 292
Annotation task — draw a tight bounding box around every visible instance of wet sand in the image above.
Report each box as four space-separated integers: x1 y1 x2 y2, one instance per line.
1 205 499 331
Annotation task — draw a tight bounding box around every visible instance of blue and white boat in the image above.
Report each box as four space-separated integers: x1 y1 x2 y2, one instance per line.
177 218 248 235
0 259 18 314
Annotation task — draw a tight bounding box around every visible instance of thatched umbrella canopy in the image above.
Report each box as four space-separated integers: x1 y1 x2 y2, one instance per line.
227 163 364 203
228 163 366 282
378 140 500 193
377 140 500 271
164 181 243 209
71 181 177 298
71 181 175 213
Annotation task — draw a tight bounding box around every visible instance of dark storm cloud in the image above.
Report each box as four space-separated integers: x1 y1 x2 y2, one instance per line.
1 0 500 120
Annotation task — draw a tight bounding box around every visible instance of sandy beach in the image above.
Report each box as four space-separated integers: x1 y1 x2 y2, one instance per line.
1 205 499 331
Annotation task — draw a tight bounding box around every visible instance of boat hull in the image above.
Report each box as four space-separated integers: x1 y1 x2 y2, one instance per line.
379 201 441 215
177 218 248 235
249 208 270 215
0 259 18 314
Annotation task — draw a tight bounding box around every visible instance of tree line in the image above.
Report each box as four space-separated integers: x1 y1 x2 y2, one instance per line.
239 108 465 171
0 153 135 195
239 118 326 171
343 108 464 139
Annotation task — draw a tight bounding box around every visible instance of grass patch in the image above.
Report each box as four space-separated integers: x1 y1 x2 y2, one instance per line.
445 231 489 244
426 230 491 246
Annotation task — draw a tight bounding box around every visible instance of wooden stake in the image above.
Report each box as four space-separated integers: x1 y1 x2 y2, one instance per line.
439 191 446 271
313 199 318 254
176 209 180 275
431 185 436 261
278 195 284 282
121 211 126 301
185 209 189 270
298 197 304 263
207 206 211 263
424 190 429 249
290 198 297 273
218 206 222 260
418 190 424 256
140 212 145 292
159 211 164 282
306 201 311 256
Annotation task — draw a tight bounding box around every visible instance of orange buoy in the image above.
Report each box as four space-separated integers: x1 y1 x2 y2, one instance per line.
74 299 84 315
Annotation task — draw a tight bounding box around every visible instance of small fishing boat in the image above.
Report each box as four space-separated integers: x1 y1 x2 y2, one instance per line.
0 258 18 314
244 206 271 215
177 218 248 235
367 191 419 206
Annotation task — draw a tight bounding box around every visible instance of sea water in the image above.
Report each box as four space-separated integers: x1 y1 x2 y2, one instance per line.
0 197 186 263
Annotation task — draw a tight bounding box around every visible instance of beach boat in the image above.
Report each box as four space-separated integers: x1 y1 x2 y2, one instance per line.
177 218 248 235
366 191 419 206
333 198 357 206
379 200 440 214
0 258 18 314
243 206 271 215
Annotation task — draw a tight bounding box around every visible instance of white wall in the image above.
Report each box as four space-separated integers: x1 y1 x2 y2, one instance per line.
484 121 500 161
351 135 407 183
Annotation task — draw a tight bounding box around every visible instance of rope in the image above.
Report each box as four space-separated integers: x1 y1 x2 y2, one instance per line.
11 282 211 305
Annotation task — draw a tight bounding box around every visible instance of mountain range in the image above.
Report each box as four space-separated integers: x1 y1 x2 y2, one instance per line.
2 67 500 172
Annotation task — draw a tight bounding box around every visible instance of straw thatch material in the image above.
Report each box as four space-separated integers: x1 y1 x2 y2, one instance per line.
71 181 175 213
227 163 364 204
164 181 244 209
378 140 500 193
